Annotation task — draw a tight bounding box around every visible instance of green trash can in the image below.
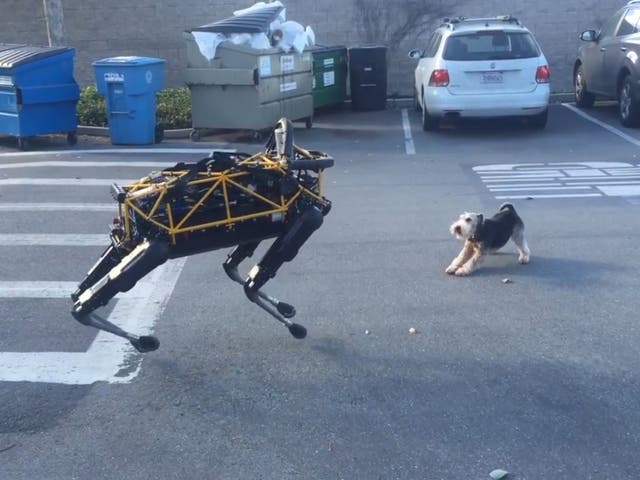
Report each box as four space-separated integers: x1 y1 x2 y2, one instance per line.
311 46 347 109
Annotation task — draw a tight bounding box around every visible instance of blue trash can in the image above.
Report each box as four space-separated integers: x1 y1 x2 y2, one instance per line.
0 44 80 149
93 56 165 145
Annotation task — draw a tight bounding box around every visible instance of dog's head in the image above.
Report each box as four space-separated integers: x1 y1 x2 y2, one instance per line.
449 212 483 240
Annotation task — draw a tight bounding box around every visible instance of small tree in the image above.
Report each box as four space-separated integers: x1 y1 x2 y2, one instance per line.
355 0 457 46
42 0 65 46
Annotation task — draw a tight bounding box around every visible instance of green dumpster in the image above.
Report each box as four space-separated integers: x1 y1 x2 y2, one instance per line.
311 46 347 109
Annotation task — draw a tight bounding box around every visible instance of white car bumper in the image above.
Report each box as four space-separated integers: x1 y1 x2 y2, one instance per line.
424 85 550 118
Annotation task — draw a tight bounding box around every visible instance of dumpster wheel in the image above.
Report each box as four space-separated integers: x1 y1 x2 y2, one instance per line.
190 129 201 142
305 117 313 129
17 137 28 151
67 132 78 146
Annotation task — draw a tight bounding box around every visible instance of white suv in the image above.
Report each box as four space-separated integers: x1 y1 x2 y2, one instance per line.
409 16 551 131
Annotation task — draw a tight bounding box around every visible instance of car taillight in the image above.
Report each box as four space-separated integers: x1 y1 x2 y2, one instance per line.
536 65 550 84
429 69 450 87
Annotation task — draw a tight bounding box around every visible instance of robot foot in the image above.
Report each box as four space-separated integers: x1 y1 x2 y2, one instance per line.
72 311 160 353
223 262 297 319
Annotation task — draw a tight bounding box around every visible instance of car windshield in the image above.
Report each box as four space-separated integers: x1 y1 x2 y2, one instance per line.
443 31 541 61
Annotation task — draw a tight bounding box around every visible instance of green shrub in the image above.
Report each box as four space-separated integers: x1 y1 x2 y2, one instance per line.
76 85 192 130
156 87 192 129
77 85 107 127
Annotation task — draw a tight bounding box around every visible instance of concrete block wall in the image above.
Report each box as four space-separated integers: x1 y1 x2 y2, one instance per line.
0 0 624 96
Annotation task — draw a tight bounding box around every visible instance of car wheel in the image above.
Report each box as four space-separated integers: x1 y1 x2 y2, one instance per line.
574 65 595 108
528 109 548 129
619 75 640 127
414 88 421 111
421 93 439 131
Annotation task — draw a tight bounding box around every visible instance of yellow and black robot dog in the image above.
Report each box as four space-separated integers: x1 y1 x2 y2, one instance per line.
71 118 333 353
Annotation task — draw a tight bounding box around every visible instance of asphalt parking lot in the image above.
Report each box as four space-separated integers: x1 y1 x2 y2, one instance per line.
1 102 640 479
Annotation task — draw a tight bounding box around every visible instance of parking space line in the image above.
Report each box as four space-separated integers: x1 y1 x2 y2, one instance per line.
495 193 602 199
0 148 236 158
0 203 114 211
0 258 186 384
0 234 107 246
0 160 187 169
0 281 78 298
562 103 640 148
401 109 416 155
0 178 135 186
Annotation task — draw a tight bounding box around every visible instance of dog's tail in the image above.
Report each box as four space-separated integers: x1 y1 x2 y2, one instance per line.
499 202 516 212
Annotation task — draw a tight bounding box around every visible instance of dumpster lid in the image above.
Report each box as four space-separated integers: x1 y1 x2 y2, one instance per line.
0 45 73 69
93 56 165 66
189 4 284 34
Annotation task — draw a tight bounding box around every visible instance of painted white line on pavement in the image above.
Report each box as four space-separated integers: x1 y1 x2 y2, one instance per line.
0 203 114 211
489 185 592 192
401 109 415 155
0 161 188 169
0 281 78 298
0 178 135 186
0 258 186 384
495 193 602 199
562 103 640 148
597 185 640 196
0 234 107 246
0 148 236 158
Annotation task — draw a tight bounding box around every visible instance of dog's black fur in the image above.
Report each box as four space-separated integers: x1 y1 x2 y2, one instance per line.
470 203 524 250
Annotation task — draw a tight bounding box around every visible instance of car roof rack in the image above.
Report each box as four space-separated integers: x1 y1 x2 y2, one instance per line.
441 15 522 29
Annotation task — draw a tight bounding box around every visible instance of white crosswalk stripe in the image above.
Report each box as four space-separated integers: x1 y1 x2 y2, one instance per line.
0 155 187 384
474 162 640 199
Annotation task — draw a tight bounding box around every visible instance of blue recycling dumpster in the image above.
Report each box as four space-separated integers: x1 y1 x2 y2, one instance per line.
0 44 80 150
93 56 165 145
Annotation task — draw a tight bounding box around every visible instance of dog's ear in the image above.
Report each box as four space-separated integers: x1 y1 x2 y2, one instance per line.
477 214 483 225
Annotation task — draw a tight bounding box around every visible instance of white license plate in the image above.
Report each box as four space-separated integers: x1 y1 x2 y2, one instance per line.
481 72 503 84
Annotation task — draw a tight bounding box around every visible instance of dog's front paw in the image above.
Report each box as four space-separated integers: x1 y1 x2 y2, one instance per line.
454 267 471 277
518 254 530 264
445 264 459 275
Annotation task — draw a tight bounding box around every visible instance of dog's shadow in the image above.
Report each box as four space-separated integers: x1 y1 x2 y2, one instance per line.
470 253 623 289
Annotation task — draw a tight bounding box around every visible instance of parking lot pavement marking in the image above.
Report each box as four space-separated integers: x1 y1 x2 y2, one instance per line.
401 109 416 155
474 162 640 199
0 234 107 246
0 148 236 159
0 281 78 298
0 178 135 186
0 258 186 384
0 202 114 211
0 160 185 169
563 103 640 148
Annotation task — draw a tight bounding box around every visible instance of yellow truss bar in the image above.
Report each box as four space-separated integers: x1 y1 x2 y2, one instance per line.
171 207 287 234
225 177 283 209
174 178 222 230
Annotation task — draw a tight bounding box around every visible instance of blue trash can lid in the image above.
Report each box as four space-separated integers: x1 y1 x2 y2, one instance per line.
0 45 73 68
93 56 165 66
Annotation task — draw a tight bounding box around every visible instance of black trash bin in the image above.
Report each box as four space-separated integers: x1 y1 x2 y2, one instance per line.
348 46 387 111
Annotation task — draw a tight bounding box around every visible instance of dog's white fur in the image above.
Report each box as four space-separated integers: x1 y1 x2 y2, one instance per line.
446 206 530 276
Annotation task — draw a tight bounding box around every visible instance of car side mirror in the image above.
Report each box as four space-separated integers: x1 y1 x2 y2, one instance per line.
408 49 423 59
580 30 597 42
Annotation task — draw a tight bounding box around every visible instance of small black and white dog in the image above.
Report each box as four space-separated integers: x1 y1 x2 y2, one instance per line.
446 203 530 276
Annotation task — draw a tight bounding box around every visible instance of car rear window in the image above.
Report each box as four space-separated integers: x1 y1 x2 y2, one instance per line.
443 31 541 61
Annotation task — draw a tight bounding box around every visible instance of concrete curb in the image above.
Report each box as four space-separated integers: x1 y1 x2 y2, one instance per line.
78 92 576 139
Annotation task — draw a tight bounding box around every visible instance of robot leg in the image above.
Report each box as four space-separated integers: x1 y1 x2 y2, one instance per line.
70 239 170 352
242 206 324 338
223 241 297 320
71 244 121 302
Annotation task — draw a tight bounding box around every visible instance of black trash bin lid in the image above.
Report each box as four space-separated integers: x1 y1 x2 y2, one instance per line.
0 45 72 69
189 4 283 35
